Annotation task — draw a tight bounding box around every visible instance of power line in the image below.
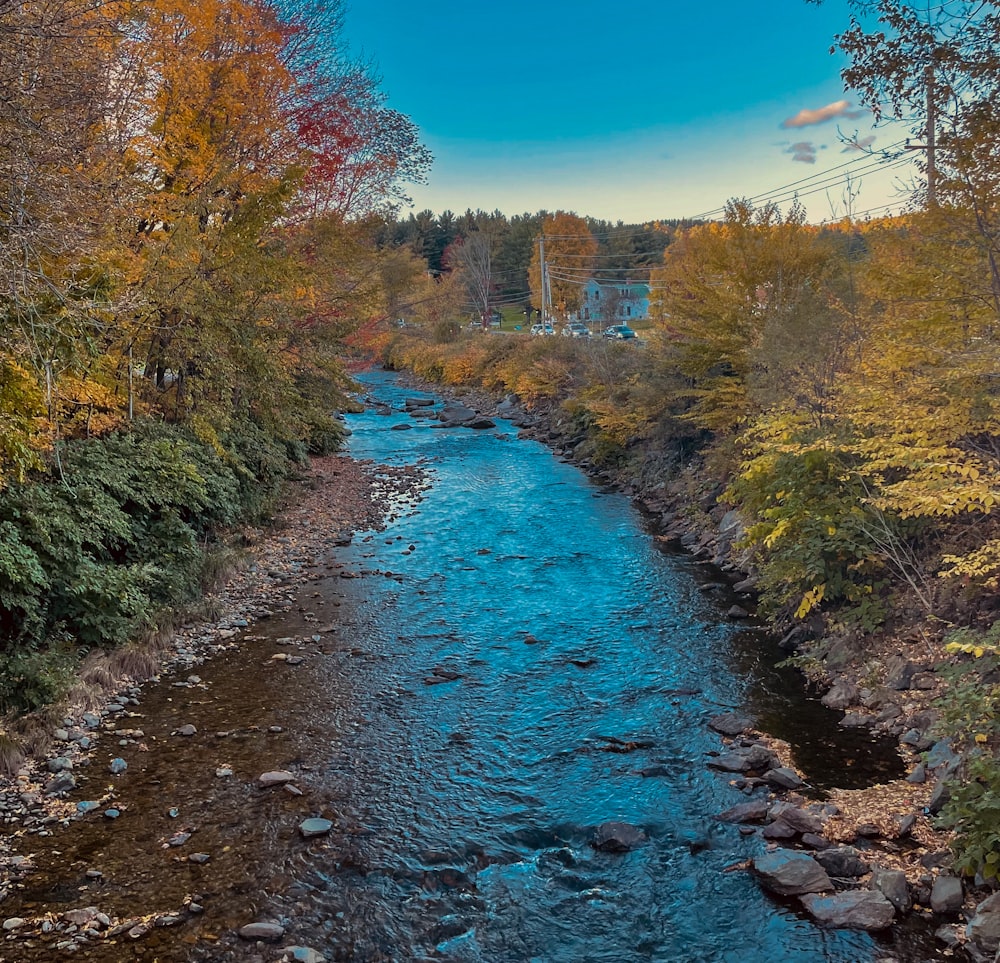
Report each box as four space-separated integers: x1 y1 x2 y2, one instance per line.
688 141 909 221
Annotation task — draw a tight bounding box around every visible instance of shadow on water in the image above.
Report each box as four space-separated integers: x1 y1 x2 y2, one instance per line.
0 368 962 963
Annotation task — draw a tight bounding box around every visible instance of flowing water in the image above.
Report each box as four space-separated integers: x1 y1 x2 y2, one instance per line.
2 369 960 962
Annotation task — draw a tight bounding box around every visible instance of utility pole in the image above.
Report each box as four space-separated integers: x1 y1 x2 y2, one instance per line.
538 234 551 322
905 63 937 206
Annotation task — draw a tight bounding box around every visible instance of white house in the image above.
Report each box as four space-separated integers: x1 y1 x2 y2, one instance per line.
574 279 649 327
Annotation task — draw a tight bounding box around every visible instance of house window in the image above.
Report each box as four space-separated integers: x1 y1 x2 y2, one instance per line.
626 305 631 317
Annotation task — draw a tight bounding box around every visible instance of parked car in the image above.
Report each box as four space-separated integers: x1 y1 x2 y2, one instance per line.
530 323 555 336
603 324 637 340
563 322 590 338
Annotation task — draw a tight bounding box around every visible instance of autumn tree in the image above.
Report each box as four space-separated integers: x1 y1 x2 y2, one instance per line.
836 1 1000 315
529 212 597 320
0 0 126 473
649 200 848 435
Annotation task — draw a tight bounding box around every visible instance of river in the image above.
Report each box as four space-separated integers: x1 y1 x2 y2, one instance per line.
1 369 958 962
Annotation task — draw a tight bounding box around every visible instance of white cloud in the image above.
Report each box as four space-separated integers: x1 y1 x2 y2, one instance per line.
782 100 853 129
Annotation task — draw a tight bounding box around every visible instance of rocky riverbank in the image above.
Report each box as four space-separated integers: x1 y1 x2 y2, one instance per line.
0 452 429 960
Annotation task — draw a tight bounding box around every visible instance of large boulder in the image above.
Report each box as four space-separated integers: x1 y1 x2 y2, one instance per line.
753 850 833 896
800 890 895 930
822 679 860 710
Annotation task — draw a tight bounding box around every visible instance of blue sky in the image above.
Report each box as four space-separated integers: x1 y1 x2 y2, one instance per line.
343 0 918 223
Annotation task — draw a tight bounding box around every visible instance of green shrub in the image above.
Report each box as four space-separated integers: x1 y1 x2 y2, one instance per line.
0 416 300 714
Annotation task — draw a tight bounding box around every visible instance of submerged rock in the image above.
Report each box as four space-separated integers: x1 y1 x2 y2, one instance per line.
591 821 646 852
299 818 332 838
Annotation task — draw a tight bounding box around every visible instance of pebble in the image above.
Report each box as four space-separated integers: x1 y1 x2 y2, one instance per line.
2 918 26 931
104 809 120 819
176 724 197 737
188 852 211 864
110 757 127 774
258 770 294 788
215 768 234 778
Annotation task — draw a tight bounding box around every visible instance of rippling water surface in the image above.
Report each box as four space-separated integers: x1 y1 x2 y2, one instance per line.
5 369 955 963
276 370 902 962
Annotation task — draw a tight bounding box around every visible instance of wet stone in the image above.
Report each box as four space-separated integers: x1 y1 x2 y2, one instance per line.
239 921 285 941
299 818 333 838
591 821 646 853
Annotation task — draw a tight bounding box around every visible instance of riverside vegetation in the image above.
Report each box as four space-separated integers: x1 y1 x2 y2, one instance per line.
4 0 1000 934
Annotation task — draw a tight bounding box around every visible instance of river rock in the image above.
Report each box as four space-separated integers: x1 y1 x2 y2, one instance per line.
799 890 895 930
238 921 285 941
258 770 295 788
821 679 859 710
175 724 197 737
2 918 26 931
753 850 833 896
965 892 1000 959
885 657 918 690
298 818 332 838
716 799 769 823
930 875 964 915
762 820 798 840
47 756 73 773
871 867 911 913
707 751 753 773
591 821 646 852
764 767 804 790
708 713 751 736
813 846 870 878
110 757 127 774
438 403 477 427
769 801 825 835
280 947 327 963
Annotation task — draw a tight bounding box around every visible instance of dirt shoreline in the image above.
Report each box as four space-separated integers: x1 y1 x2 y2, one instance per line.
0 454 426 909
